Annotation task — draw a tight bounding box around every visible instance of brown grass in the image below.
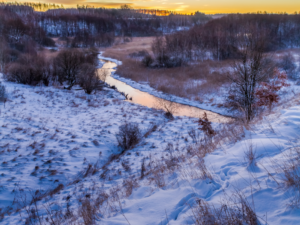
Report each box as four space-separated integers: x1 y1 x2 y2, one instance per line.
263 48 300 64
39 47 59 59
191 196 259 225
103 37 232 100
103 37 154 60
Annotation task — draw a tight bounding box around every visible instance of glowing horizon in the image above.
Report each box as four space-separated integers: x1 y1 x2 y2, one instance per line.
10 0 300 14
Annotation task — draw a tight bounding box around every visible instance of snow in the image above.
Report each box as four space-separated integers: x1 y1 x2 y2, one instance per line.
0 73 166 214
98 53 122 66
2 58 300 224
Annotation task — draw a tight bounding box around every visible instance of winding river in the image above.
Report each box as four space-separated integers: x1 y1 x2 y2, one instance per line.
98 57 232 123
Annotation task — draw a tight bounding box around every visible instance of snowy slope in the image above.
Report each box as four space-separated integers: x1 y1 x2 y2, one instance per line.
0 74 167 216
2 69 300 224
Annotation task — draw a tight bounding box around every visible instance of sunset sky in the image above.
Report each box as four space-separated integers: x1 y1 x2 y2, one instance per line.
14 0 300 14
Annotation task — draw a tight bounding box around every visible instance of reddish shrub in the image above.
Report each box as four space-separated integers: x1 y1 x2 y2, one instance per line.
198 113 215 137
255 68 290 110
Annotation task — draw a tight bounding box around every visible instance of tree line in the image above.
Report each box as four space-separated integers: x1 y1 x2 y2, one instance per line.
0 3 209 94
0 3 211 72
145 13 300 68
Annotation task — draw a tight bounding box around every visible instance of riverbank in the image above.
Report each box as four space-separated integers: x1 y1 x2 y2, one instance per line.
102 37 232 115
98 54 232 123
102 38 300 120
100 52 300 120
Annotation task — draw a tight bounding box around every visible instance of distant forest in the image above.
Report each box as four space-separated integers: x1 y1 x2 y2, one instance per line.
1 2 300 69
0 3 209 68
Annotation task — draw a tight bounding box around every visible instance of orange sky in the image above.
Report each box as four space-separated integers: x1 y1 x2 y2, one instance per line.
14 0 300 14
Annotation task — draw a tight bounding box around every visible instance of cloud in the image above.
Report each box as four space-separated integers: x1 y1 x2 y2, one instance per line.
174 4 189 11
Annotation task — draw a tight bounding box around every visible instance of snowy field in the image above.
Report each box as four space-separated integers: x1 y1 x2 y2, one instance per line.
2 67 300 224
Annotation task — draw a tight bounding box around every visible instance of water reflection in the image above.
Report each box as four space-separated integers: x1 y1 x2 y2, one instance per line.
98 59 231 123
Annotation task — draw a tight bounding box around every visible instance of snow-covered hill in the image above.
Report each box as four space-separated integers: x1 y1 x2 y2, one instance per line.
2 73 300 224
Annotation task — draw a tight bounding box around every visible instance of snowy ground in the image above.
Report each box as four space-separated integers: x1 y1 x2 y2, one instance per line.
2 63 300 224
0 74 168 217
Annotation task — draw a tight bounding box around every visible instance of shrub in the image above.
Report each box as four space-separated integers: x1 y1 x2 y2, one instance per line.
129 50 149 58
198 113 215 137
78 63 102 94
165 57 183 68
157 97 178 119
54 49 98 89
188 128 201 144
192 197 259 225
116 122 142 152
78 199 98 225
142 55 154 67
255 68 290 111
5 53 53 86
5 62 41 85
0 82 7 102
156 54 170 67
153 54 183 68
123 178 139 197
41 37 56 47
54 49 83 87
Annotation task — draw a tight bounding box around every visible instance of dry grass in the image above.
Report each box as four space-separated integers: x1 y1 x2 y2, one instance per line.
191 196 259 225
259 141 300 209
115 58 231 99
103 37 154 60
243 138 259 169
267 48 300 59
39 48 59 59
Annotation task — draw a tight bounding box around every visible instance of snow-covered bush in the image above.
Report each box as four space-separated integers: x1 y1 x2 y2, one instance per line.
116 122 142 152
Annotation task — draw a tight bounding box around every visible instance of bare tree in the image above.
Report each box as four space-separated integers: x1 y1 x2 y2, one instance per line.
227 29 269 122
152 35 167 65
4 18 29 43
0 38 7 71
54 49 83 89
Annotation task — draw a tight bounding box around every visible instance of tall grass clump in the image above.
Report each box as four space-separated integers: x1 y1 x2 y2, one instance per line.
116 122 142 152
